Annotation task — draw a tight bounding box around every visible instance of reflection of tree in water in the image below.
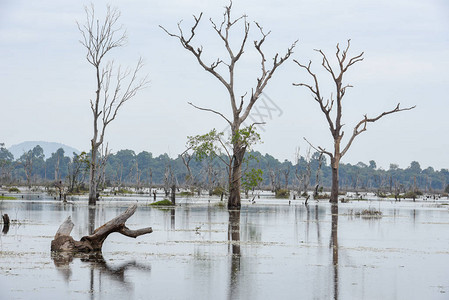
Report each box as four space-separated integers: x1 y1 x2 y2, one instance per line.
330 204 339 300
228 210 240 300
51 251 151 293
53 206 151 295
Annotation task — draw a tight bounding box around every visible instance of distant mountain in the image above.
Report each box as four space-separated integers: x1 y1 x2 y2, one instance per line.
8 141 80 159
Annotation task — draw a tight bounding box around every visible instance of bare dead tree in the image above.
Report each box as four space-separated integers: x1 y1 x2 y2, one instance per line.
282 165 290 189
180 147 195 190
77 4 149 205
293 40 415 203
160 1 296 209
313 152 324 198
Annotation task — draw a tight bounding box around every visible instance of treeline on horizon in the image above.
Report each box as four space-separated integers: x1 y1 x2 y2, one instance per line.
1 144 448 194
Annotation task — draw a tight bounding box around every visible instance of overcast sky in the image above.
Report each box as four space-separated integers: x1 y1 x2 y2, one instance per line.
1 0 448 170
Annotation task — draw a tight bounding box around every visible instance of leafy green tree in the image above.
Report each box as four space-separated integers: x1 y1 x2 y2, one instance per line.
0 144 14 184
187 126 262 201
18 145 45 187
242 168 263 197
67 152 89 193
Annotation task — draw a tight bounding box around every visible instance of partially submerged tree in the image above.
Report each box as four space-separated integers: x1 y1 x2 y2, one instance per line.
161 1 296 208
51 204 152 253
294 40 415 203
77 5 148 205
187 126 261 204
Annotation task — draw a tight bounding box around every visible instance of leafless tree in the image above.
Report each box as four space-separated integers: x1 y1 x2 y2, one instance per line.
282 165 290 189
161 1 296 209
293 40 415 203
77 4 149 205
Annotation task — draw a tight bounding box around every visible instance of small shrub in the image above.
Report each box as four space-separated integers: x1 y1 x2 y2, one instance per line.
215 201 226 208
314 193 330 200
275 189 290 198
117 188 133 194
8 187 20 193
212 186 225 196
403 191 421 199
301 191 308 197
179 191 194 197
150 199 174 206
355 208 382 217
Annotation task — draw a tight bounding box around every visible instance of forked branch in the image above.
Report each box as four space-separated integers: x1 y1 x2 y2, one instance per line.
341 103 416 157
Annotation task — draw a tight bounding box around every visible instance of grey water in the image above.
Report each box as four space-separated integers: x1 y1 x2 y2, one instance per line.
1 197 449 299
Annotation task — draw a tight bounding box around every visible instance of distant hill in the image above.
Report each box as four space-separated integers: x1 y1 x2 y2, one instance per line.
8 141 80 159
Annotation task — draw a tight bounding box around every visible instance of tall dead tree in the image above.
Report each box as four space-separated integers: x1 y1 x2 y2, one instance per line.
161 1 296 209
294 40 415 203
78 5 148 205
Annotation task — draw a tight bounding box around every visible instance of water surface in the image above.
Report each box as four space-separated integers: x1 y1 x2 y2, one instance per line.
1 196 448 299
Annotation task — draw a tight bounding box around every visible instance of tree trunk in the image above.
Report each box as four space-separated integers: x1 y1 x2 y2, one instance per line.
51 204 152 253
330 158 339 204
88 146 98 205
228 146 245 209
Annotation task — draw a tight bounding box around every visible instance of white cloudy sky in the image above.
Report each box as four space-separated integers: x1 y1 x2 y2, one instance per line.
1 0 448 170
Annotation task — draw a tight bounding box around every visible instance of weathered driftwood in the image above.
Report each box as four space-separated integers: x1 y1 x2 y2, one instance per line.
51 204 152 252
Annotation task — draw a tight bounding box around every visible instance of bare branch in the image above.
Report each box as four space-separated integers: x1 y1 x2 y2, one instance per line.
188 102 232 126
341 103 416 157
303 137 333 158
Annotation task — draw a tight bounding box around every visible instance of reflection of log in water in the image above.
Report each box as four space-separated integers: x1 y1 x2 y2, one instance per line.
51 251 151 290
228 210 241 300
331 204 339 300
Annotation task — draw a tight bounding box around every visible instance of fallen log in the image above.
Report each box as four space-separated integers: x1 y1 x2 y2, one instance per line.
51 204 152 252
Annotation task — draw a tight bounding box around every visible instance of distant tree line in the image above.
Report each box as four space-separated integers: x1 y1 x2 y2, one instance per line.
1 144 448 195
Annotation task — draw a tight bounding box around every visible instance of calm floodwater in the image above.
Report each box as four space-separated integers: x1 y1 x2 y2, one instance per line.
1 196 449 299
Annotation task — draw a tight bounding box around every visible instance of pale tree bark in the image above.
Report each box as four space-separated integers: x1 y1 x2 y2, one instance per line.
51 204 152 252
161 1 296 209
77 4 149 205
294 40 415 204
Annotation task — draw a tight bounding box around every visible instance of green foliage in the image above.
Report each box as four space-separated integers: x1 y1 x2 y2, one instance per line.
187 126 261 163
275 188 290 198
0 196 16 200
117 188 134 194
187 129 224 161
355 209 382 217
242 168 263 192
403 190 422 199
8 187 20 193
179 191 194 197
231 125 261 149
150 199 174 206
314 193 330 200
212 186 225 196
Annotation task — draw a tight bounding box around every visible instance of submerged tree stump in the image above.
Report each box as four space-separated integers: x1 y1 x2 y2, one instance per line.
51 204 152 252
